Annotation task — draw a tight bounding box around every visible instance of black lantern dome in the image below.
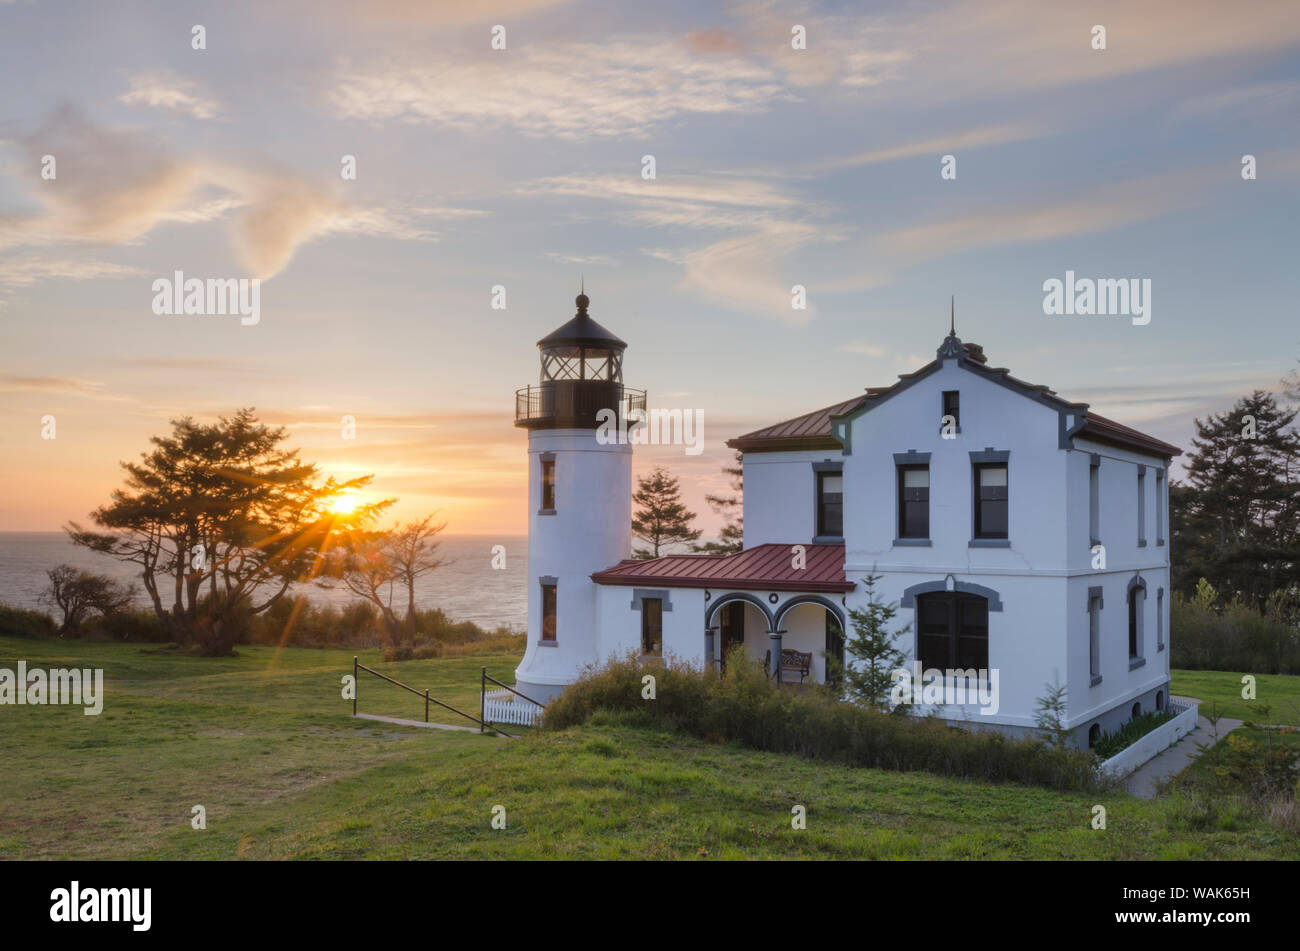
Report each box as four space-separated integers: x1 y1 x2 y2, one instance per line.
515 290 645 430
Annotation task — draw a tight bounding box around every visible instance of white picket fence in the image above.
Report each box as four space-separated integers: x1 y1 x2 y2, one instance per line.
482 688 543 727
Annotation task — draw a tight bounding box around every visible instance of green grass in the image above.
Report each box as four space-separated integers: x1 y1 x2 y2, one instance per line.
1170 669 1300 723
1 638 1297 860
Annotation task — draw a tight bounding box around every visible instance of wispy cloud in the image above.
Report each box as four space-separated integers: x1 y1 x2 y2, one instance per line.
329 39 787 139
119 71 223 120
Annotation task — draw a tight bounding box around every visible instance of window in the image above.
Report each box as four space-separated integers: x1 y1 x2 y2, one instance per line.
1155 469 1165 546
1128 587 1142 659
817 471 843 538
942 390 960 430
1089 589 1102 683
916 593 988 671
541 583 557 642
973 464 1008 539
1156 691 1164 712
897 465 930 539
640 597 663 656
540 458 556 511
1137 467 1146 547
1131 701 1142 719
1157 588 1164 651
1088 723 1101 748
1089 455 1101 545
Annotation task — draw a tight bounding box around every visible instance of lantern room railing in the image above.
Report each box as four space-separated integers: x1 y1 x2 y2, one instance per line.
515 381 646 429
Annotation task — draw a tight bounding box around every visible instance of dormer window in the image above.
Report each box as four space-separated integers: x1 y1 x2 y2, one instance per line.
942 390 960 431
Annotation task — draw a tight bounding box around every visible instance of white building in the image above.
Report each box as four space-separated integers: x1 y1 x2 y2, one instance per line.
514 295 1181 749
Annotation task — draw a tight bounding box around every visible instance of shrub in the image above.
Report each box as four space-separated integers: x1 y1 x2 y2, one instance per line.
0 603 58 639
1091 709 1177 760
542 650 1105 792
1171 589 1300 674
85 608 169 642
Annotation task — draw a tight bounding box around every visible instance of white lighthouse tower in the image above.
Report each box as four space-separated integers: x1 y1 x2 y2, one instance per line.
513 290 641 703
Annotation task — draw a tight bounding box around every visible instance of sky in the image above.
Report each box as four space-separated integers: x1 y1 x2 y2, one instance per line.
1 0 1298 537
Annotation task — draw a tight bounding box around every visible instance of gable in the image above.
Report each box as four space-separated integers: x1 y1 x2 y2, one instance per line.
728 334 1181 460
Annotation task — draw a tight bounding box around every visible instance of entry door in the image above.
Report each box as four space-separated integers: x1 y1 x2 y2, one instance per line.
718 602 745 668
825 612 845 684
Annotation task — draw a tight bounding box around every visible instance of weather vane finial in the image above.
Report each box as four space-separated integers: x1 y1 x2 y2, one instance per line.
950 295 955 336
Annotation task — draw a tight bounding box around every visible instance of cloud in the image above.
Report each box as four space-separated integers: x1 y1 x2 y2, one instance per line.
0 255 146 288
0 107 476 281
810 121 1046 172
119 72 223 119
329 39 787 139
677 223 824 324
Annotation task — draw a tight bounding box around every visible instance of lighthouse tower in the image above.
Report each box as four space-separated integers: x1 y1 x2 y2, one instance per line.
513 290 640 703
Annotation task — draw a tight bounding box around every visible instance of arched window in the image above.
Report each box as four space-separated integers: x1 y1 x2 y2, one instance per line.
916 592 988 670
1156 691 1164 711
1131 701 1142 719
1088 723 1101 748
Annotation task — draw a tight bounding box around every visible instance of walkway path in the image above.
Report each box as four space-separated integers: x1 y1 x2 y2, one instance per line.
353 712 505 735
1122 699 1243 799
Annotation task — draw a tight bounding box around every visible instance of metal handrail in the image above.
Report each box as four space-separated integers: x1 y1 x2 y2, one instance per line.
480 666 547 733
354 656 512 736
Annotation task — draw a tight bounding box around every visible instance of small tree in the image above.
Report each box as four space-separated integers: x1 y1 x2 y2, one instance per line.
835 575 909 712
1033 679 1070 748
40 565 136 635
631 466 700 559
386 514 449 640
693 450 743 554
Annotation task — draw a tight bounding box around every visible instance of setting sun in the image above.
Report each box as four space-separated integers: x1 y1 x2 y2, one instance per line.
329 492 362 516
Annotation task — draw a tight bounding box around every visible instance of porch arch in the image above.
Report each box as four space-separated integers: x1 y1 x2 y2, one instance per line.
704 592 775 631
773 594 846 631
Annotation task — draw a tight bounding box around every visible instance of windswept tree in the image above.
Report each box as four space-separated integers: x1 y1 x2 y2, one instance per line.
321 514 448 647
66 408 387 655
631 466 700 559
1171 391 1300 607
39 565 136 635
693 450 743 554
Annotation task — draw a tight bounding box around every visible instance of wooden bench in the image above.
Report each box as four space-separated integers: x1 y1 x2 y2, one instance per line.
764 648 813 683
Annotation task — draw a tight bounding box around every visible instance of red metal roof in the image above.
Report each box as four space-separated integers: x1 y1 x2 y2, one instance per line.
726 392 883 452
592 543 853 593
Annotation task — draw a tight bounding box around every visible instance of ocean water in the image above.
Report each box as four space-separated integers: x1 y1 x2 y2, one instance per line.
0 532 528 631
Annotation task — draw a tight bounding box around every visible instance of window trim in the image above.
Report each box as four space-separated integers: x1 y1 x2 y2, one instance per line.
1155 468 1166 546
1137 464 1147 547
640 596 664 656
914 591 990 674
539 577 558 645
538 453 556 516
812 460 844 542
896 463 931 541
1089 454 1101 547
1088 585 1103 686
970 451 1009 541
941 390 961 434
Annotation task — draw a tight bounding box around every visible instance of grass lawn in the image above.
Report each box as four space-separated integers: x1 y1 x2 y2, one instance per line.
2 638 1297 860
1170 669 1300 723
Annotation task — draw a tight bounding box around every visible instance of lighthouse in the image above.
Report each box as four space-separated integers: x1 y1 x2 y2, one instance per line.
513 290 643 703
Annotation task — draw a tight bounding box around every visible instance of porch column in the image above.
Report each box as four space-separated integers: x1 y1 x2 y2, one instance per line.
704 626 718 675
769 630 784 684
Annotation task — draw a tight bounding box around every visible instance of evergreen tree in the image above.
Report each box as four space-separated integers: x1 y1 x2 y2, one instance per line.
1171 391 1300 608
693 450 744 554
631 466 701 559
833 575 910 712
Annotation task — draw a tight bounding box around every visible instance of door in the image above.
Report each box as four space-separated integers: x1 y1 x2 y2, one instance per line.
718 601 745 669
